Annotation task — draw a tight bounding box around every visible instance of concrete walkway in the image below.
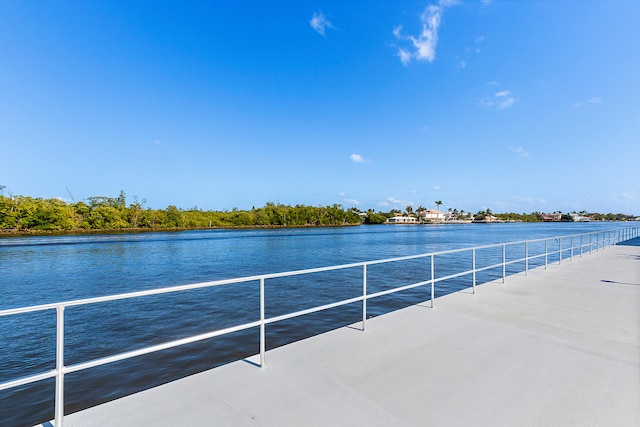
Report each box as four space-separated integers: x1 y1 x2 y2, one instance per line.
61 241 640 427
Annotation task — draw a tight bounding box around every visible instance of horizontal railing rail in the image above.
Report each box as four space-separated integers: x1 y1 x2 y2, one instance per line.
1 226 638 427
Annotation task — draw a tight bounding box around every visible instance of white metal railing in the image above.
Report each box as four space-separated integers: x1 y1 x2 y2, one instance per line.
1 226 638 426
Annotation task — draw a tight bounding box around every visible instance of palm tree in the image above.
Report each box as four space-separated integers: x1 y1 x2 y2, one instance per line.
435 200 443 221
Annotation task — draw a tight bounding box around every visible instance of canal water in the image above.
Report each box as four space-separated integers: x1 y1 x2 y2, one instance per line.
0 222 628 426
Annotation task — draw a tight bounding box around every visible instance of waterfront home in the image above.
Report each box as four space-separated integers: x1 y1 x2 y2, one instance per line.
386 215 419 224
416 209 445 223
542 213 562 222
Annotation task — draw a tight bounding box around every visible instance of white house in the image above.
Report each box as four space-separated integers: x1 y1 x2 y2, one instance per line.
386 215 419 224
417 209 445 223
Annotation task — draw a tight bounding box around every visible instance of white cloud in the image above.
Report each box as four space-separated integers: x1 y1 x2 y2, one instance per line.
310 11 334 36
498 97 515 109
392 1 458 65
387 196 414 206
398 48 412 66
513 196 547 208
458 34 484 69
478 89 516 109
573 96 602 108
350 153 366 163
509 146 529 157
432 185 442 191
338 192 361 206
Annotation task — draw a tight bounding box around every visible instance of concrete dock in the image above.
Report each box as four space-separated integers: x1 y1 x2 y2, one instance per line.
61 240 639 427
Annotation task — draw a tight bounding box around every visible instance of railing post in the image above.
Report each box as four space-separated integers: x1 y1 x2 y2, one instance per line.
570 236 574 261
362 264 367 331
559 238 562 265
545 239 548 269
589 234 592 254
260 277 265 368
596 232 599 252
502 244 506 283
472 248 477 293
55 306 65 427
580 235 583 257
430 255 435 308
525 242 528 276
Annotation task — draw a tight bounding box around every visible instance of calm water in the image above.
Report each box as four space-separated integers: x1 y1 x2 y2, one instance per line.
0 222 630 426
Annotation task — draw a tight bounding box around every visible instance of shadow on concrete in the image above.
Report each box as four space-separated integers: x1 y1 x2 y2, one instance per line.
618 237 640 247
601 279 640 287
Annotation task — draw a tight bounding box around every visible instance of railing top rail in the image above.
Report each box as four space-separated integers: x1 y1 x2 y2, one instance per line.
0 227 631 317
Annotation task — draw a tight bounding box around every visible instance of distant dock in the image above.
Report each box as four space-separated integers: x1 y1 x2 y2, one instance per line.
57 238 640 427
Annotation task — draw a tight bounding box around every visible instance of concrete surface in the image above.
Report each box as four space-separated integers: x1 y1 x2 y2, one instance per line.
57 240 640 426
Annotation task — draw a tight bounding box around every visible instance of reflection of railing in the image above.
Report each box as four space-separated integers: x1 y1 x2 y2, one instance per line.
1 226 638 427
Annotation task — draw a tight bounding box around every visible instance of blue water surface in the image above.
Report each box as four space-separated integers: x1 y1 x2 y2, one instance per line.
0 222 631 426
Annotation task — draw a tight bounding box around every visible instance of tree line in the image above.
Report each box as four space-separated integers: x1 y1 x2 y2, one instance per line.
360 204 636 224
0 191 363 233
0 189 635 233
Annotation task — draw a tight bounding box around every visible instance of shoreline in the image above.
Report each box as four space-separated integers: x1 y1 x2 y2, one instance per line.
0 223 363 238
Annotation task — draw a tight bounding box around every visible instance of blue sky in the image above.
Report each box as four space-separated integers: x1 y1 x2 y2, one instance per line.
1 1 638 214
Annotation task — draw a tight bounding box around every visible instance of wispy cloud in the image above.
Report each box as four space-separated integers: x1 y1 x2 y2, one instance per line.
479 89 516 109
338 192 361 206
509 145 529 157
343 197 361 206
392 1 458 65
513 196 546 209
310 11 334 36
456 34 484 69
153 139 164 146
387 196 414 207
573 96 602 107
350 153 367 163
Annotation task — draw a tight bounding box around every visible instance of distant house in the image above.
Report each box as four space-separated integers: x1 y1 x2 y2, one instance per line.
571 214 592 222
386 215 419 224
542 213 562 222
471 215 501 223
417 209 445 223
